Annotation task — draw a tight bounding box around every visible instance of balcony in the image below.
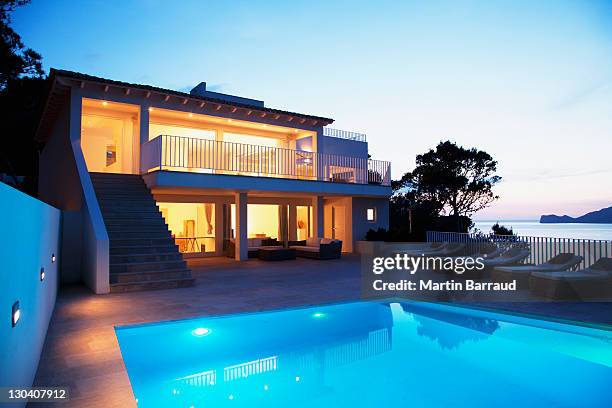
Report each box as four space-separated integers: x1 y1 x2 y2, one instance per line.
140 135 390 186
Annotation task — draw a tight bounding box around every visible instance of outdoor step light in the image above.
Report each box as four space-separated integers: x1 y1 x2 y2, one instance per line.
51 253 56 263
40 267 46 281
12 301 20 327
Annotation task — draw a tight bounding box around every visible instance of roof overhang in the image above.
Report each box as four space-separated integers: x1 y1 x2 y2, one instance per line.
36 69 334 142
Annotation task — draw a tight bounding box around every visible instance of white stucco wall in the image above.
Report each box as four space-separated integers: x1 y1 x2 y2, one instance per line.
0 183 60 402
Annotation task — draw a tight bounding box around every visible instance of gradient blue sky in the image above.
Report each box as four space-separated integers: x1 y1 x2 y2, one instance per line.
12 0 612 219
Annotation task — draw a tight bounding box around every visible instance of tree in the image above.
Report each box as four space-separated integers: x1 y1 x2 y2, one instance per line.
491 222 514 236
0 0 43 90
398 141 501 231
0 0 46 193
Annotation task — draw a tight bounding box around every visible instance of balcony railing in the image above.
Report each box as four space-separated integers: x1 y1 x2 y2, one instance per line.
323 127 367 142
141 135 390 186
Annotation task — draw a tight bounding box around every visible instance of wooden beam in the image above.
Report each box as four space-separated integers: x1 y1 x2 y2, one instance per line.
274 114 280 120
125 88 130 95
246 110 252 116
145 91 151 98
199 101 206 108
164 95 170 102
231 107 237 113
287 117 293 122
300 118 306 124
182 98 188 105
215 104 222 111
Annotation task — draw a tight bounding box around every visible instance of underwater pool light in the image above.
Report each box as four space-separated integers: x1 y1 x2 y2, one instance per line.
192 327 211 337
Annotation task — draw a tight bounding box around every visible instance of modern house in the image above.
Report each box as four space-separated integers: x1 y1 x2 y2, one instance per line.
36 69 391 294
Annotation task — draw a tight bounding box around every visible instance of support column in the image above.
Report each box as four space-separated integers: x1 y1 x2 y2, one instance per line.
138 105 150 174
235 192 248 261
312 196 324 238
214 200 224 256
288 204 297 241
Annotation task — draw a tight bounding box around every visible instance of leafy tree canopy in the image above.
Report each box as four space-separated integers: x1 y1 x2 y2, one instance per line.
396 141 501 218
0 0 46 193
0 0 43 90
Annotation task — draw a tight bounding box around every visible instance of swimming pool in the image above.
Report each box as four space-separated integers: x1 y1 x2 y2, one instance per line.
115 301 612 407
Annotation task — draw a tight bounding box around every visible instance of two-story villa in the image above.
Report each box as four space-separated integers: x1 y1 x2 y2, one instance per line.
36 69 391 293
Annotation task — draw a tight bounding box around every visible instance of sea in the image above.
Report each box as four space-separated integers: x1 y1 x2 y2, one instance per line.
473 220 612 241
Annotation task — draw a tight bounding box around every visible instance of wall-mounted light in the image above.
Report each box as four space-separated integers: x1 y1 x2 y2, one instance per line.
51 254 56 263
40 267 46 281
148 107 154 112
188 113 193 118
102 101 108 106
12 301 20 327
367 208 376 222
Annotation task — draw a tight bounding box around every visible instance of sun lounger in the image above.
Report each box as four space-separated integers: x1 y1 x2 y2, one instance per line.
529 257 612 299
401 242 465 257
492 253 584 287
482 246 530 268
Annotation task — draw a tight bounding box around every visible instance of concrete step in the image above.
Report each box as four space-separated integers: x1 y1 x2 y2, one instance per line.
110 259 187 274
90 172 144 179
99 200 159 208
100 208 161 217
110 237 176 248
110 277 195 293
101 210 163 218
108 231 172 240
110 244 179 255
96 194 153 201
110 268 192 284
107 228 171 237
110 252 183 264
104 218 167 227
105 223 169 231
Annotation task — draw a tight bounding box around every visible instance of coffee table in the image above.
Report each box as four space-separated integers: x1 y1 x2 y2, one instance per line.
257 246 296 261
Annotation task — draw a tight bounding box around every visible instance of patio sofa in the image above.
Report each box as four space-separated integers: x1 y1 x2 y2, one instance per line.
289 237 342 260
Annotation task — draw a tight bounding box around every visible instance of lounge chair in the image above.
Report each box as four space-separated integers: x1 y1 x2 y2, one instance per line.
401 242 466 257
481 246 530 268
492 253 584 287
529 257 612 299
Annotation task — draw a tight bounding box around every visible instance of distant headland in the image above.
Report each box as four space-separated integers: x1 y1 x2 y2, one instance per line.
540 206 612 224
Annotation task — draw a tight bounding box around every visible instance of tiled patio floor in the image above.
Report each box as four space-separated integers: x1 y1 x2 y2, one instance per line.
32 255 612 407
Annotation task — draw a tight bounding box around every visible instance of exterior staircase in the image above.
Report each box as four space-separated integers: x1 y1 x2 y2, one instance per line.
90 172 194 292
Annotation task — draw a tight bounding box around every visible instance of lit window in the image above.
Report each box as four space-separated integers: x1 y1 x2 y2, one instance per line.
367 208 376 222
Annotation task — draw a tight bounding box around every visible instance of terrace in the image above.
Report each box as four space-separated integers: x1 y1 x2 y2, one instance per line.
33 256 612 407
140 134 391 185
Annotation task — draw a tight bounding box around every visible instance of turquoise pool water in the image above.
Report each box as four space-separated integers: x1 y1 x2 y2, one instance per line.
115 301 612 407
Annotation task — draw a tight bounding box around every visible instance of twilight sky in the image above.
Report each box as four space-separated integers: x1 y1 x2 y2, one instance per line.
13 0 612 220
